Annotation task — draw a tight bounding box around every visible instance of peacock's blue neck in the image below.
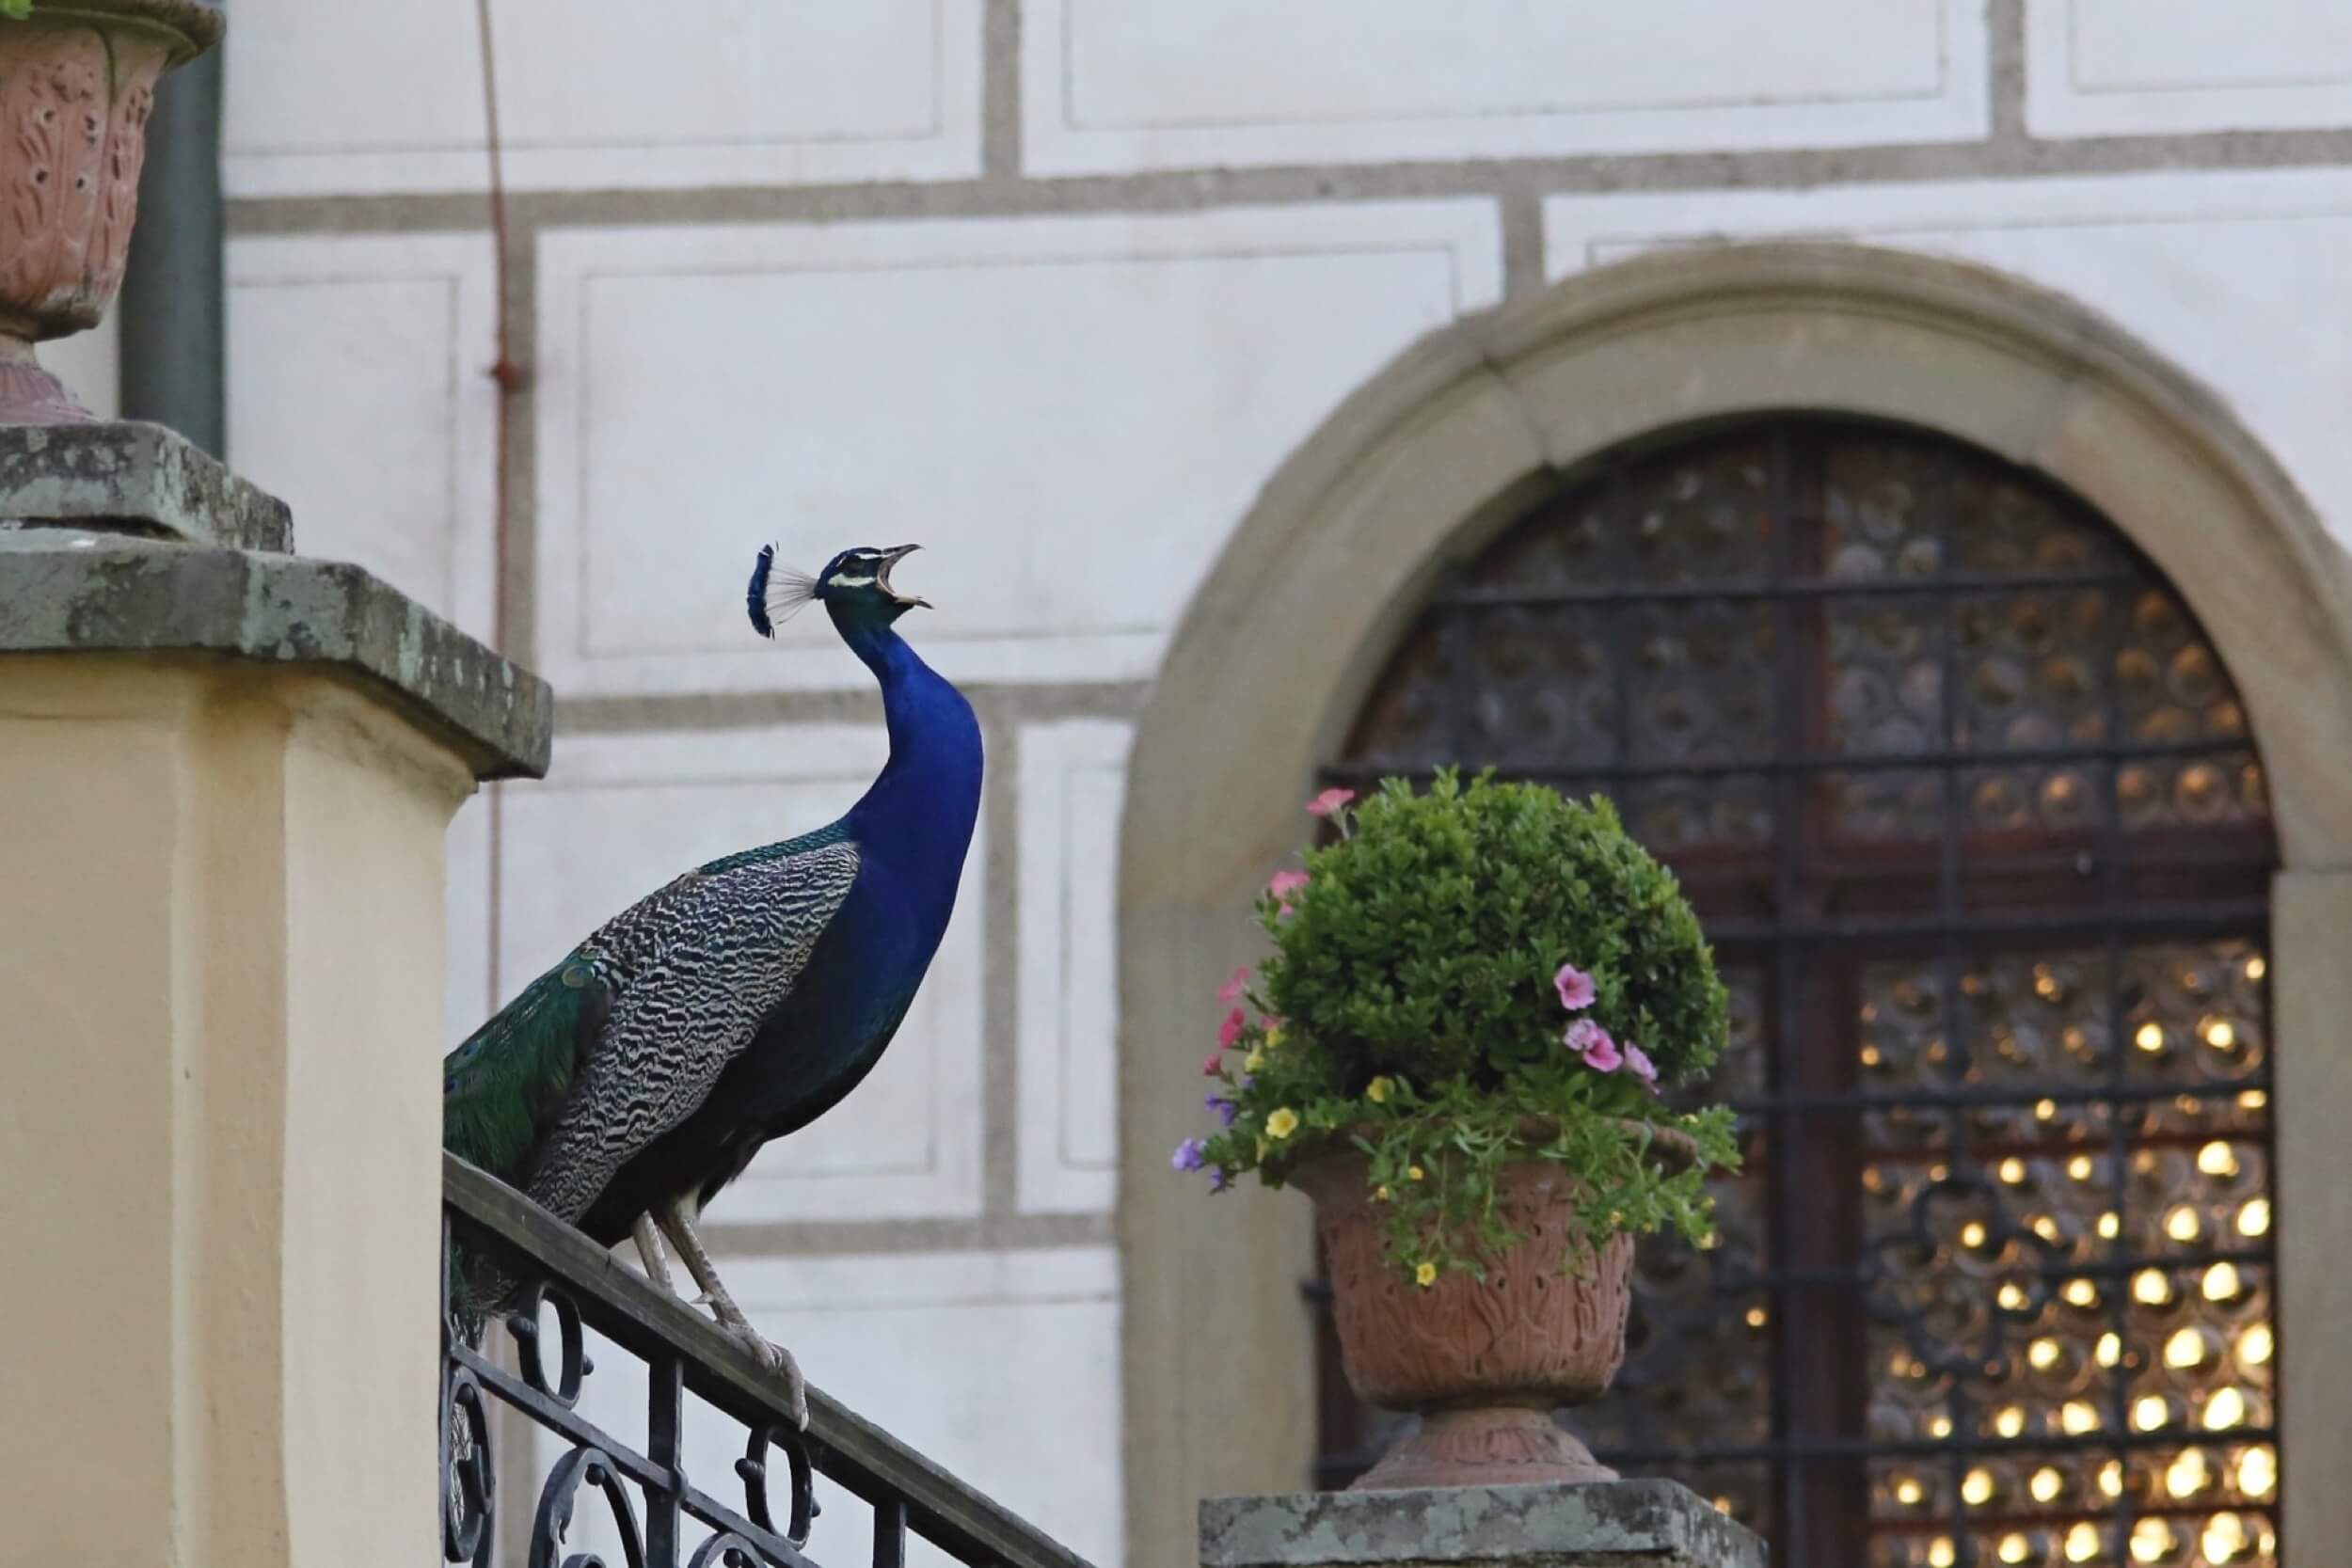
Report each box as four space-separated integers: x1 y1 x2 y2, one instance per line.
834 610 982 918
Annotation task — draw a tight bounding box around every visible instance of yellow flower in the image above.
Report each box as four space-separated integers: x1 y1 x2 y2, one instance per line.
1366 1076 1394 1104
1264 1107 1300 1140
1263 1024 1285 1049
1243 1049 1265 1073
1414 1261 1438 1288
1375 1184 1391 1201
1407 1164 1426 1182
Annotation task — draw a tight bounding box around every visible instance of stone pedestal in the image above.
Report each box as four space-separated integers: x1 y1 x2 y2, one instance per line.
1202 1481 1765 1568
0 423 550 1568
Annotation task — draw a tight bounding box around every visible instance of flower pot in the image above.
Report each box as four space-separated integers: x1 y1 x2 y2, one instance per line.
1292 1149 1639 1491
0 0 221 422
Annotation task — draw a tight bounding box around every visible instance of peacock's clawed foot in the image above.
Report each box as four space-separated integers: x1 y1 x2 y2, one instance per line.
723 1323 809 1429
658 1194 810 1429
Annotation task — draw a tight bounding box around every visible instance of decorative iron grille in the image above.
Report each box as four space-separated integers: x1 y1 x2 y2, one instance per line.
441 1153 1096 1568
1314 420 2280 1568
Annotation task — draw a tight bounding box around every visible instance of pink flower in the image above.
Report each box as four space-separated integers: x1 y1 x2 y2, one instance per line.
1268 869 1311 901
1623 1042 1660 1089
1201 1052 1224 1077
1217 1008 1246 1050
1553 963 1596 1012
1306 787 1356 818
1566 1018 1622 1073
1217 966 1251 1006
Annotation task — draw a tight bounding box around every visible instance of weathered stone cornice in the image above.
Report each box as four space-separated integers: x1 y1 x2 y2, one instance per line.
0 422 549 780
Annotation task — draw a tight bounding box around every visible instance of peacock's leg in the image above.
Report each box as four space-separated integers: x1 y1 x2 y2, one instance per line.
657 1196 809 1428
631 1214 675 1293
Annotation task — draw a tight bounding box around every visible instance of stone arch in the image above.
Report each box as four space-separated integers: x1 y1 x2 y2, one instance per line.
1116 242 2352 1565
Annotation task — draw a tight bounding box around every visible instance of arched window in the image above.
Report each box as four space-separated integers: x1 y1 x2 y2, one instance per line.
1316 418 2280 1568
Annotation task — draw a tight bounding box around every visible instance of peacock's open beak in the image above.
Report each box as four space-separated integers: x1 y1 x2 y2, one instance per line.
878 543 930 609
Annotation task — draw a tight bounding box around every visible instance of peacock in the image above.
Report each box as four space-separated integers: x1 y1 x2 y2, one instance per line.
443 543 982 1423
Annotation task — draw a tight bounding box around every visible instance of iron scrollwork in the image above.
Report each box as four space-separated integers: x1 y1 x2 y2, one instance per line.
683 1533 768 1568
737 1423 816 1548
532 1446 647 1568
512 1282 593 1406
441 1366 496 1567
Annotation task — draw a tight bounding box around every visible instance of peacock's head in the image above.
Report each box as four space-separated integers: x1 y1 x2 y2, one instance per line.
748 543 930 637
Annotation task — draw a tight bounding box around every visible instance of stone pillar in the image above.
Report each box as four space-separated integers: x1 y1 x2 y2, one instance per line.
0 423 550 1568
1202 1481 1765 1568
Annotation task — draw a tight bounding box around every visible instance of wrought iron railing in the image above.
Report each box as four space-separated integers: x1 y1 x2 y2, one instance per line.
441 1153 1096 1568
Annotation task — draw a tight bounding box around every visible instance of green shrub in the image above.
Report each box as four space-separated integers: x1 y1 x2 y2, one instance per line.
1178 770 1740 1283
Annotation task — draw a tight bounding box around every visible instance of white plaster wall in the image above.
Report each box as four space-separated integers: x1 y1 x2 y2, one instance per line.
227 232 501 641
223 0 983 194
1025 0 1986 172
532 201 1502 697
491 726 986 1223
1543 168 2352 556
545 1247 1124 1568
2027 0 2352 135
1014 720 1134 1214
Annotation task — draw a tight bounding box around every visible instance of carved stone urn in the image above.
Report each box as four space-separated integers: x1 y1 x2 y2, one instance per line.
1294 1145 1660 1491
0 0 221 421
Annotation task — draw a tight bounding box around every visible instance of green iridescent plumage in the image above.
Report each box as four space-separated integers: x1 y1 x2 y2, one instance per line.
442 957 612 1188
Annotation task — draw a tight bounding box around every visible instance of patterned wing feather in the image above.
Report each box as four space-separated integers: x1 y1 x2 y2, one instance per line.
521 839 862 1225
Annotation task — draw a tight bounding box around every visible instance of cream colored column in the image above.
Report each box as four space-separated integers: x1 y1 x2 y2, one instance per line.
0 655 475 1566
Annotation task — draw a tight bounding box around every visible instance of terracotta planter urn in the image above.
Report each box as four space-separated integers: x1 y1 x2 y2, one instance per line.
1294 1141 1667 1492
0 0 221 422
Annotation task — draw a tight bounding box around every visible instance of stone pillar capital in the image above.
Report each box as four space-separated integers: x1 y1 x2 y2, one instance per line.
0 420 550 779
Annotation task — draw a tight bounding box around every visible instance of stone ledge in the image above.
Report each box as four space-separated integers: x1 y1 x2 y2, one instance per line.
0 535 551 780
0 421 292 552
1200 1481 1763 1568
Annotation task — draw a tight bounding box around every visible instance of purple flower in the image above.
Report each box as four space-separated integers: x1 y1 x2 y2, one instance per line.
1624 1042 1660 1090
1209 1166 1233 1194
1171 1138 1207 1172
1566 1017 1623 1073
1554 962 1597 1012
1205 1094 1238 1128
